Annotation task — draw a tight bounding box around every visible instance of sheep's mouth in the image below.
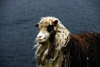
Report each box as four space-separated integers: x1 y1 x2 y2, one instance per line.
38 39 43 41
37 39 44 42
37 38 48 43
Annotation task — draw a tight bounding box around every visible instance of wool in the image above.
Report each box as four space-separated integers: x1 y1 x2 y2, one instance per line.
61 33 100 67
34 17 100 67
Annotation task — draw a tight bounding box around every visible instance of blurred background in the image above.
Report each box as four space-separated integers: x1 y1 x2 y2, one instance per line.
0 0 100 67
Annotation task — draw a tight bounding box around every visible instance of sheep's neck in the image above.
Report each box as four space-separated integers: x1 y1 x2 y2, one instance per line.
39 41 50 47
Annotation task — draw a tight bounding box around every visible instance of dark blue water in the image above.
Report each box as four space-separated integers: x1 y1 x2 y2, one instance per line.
0 0 100 67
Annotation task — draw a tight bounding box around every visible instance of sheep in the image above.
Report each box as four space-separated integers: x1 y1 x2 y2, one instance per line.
34 16 100 67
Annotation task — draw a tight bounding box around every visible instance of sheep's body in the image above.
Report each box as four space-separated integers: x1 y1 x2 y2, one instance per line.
35 17 100 67
61 33 100 67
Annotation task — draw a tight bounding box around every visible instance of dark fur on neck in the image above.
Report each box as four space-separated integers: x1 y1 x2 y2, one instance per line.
46 30 57 59
49 30 57 44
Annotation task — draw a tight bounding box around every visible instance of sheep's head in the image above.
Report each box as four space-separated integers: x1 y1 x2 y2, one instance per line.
35 17 58 43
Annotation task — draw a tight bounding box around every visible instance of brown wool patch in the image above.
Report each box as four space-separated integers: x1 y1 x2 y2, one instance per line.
63 31 64 33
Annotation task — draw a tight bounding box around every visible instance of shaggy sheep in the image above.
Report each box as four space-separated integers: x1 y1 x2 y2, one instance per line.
34 16 100 67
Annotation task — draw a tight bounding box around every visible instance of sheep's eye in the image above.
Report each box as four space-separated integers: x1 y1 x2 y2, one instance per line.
47 25 54 33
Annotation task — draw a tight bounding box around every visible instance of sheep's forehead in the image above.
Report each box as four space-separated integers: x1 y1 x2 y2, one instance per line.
39 17 58 28
39 20 50 28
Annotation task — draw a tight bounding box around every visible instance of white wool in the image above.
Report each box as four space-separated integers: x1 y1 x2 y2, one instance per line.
34 16 70 67
54 23 70 50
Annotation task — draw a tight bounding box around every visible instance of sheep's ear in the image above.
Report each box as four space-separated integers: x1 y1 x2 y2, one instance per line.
53 20 58 26
35 24 39 27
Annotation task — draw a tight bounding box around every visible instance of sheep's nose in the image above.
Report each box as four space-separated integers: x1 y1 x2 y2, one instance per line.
38 36 42 39
37 32 45 40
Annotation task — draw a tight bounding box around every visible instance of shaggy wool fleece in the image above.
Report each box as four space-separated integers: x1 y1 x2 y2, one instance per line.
34 16 100 67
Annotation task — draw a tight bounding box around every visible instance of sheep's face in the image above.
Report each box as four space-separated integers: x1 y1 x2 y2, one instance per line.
35 20 58 43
